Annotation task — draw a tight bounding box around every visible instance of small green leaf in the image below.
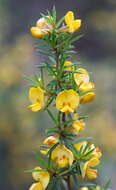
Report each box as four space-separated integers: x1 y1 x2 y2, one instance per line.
56 16 65 28
69 34 84 44
71 137 92 144
33 152 47 168
52 6 56 23
103 179 111 190
46 108 58 125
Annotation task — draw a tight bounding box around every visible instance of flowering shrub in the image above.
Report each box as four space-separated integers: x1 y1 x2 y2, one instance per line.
26 7 110 190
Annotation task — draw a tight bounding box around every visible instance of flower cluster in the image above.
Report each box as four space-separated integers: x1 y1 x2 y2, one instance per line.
26 8 108 190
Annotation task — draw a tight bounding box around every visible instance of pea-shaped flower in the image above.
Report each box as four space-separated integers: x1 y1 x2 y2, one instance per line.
74 68 90 86
56 89 80 113
65 11 81 33
80 92 96 103
51 145 74 168
40 136 58 155
83 157 100 179
29 166 50 190
79 82 95 92
30 17 53 38
28 87 44 112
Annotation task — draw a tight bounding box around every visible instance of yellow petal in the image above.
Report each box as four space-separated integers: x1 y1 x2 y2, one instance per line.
56 90 80 113
74 68 90 85
43 136 58 146
32 167 50 189
65 11 74 26
30 27 44 38
73 19 81 31
29 182 43 190
88 157 100 167
51 145 74 168
79 82 95 92
80 92 96 103
28 87 44 111
60 105 74 113
29 87 44 103
72 120 85 134
28 102 42 112
64 61 74 71
40 149 49 155
86 168 98 179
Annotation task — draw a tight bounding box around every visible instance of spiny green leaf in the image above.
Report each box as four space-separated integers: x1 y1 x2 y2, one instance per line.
71 137 93 144
33 152 47 168
78 183 96 188
46 108 57 125
56 16 65 28
103 179 111 190
52 6 56 23
69 34 84 44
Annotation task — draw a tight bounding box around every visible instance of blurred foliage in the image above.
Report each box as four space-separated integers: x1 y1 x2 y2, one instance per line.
0 0 116 190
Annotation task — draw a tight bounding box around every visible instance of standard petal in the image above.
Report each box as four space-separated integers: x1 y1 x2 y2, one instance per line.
30 27 44 38
32 167 50 189
29 182 43 190
65 11 74 26
28 102 42 112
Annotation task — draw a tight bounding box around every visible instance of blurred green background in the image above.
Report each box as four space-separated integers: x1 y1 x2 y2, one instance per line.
0 0 116 189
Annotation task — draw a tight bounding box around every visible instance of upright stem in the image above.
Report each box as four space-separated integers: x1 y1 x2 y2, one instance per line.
67 176 72 190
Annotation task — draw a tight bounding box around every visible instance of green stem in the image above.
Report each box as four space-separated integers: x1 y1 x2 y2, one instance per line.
67 176 72 190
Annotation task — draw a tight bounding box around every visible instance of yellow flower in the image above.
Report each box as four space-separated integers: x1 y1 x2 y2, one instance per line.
65 11 81 33
40 136 58 155
64 61 74 71
43 136 58 146
79 82 95 92
29 182 43 190
30 27 45 38
30 17 53 38
72 119 85 134
90 144 102 159
29 166 50 190
56 90 80 113
74 68 89 86
83 157 100 179
51 145 74 168
28 87 44 112
80 92 96 103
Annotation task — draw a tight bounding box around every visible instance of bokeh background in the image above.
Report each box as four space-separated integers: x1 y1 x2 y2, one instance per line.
0 0 116 189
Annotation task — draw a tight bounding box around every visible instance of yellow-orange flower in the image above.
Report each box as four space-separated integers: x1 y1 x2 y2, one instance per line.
65 11 81 33
72 119 85 134
30 17 53 38
51 145 74 168
56 90 80 113
40 136 58 155
43 136 58 146
29 166 50 190
90 144 102 159
80 92 96 103
29 183 43 190
79 82 95 92
28 87 44 112
64 61 74 71
74 68 89 86
83 157 100 179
